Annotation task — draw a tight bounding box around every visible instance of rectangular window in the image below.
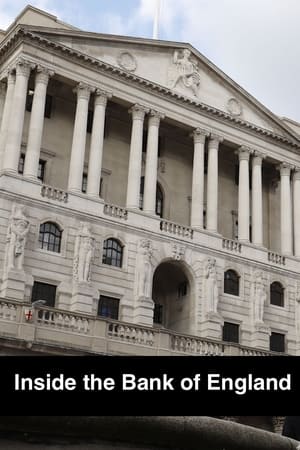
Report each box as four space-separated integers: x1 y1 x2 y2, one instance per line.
222 322 239 343
18 154 46 182
153 304 163 325
98 295 119 320
31 281 56 307
26 90 53 118
270 332 285 353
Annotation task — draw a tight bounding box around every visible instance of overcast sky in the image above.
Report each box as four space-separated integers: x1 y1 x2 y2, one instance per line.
1 0 300 122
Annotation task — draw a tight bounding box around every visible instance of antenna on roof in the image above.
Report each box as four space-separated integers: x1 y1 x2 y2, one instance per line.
153 0 161 39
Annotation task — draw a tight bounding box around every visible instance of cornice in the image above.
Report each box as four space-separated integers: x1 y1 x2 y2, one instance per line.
1 27 300 151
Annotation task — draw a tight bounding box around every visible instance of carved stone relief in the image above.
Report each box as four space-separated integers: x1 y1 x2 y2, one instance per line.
168 48 201 97
226 97 242 116
252 271 267 324
117 51 137 72
203 258 219 314
5 204 30 272
172 244 185 261
135 239 153 300
73 223 95 283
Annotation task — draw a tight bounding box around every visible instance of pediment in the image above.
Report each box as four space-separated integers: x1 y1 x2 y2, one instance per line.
15 26 300 140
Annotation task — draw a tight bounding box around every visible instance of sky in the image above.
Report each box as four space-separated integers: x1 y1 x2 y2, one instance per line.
1 0 300 122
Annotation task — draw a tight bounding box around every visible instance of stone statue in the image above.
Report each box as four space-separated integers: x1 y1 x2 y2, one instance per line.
73 223 95 283
5 205 30 272
135 240 153 299
253 271 267 323
168 48 201 97
204 258 219 314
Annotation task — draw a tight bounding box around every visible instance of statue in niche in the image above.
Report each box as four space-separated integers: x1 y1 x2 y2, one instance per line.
204 258 219 314
73 223 95 283
253 271 267 323
135 240 153 299
5 205 30 272
168 48 201 97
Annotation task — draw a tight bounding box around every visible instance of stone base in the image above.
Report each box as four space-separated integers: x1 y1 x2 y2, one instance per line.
250 322 270 350
1 269 26 301
133 296 154 326
199 312 223 340
70 282 98 315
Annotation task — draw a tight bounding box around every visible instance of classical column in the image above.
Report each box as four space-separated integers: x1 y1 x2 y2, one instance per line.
126 104 149 209
279 163 293 255
237 146 251 242
23 66 53 180
191 128 209 229
2 58 33 173
293 168 300 257
86 89 112 198
67 82 94 193
143 110 164 215
252 152 264 246
0 70 16 170
206 134 223 233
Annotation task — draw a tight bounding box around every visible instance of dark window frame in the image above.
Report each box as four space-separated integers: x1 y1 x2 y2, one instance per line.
270 281 284 307
31 281 56 307
18 153 46 182
39 222 62 253
98 295 119 320
222 321 240 343
270 332 285 353
224 269 240 296
102 238 123 268
153 303 164 325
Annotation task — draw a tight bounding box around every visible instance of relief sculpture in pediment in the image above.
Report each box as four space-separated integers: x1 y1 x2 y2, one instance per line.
168 49 201 97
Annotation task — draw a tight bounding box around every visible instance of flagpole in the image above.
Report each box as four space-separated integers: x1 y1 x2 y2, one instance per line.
153 0 161 39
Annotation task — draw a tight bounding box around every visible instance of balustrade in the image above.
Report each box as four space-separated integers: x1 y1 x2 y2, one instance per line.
104 203 128 220
41 185 68 202
160 220 193 239
107 322 155 346
222 238 242 253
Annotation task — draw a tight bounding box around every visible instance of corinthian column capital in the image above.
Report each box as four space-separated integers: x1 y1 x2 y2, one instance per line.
129 103 149 120
191 127 209 144
73 82 95 100
278 162 294 177
35 65 55 85
15 58 35 78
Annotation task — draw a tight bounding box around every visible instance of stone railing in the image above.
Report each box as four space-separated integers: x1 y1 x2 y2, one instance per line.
41 185 68 203
0 300 290 356
36 308 90 335
107 322 155 346
222 238 242 253
103 203 128 220
160 220 193 239
171 334 223 355
268 251 286 265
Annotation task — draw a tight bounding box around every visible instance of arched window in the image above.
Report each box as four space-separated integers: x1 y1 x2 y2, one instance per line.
102 238 123 268
39 222 62 253
270 281 284 307
224 269 239 296
139 177 164 218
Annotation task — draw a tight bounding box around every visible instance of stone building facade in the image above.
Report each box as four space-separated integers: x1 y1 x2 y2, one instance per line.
0 5 300 358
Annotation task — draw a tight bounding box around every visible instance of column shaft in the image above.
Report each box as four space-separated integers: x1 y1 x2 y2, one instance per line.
279 163 293 255
86 90 112 198
126 104 148 209
206 134 223 232
191 128 209 229
24 67 53 179
3 59 33 173
238 147 251 242
252 152 264 246
68 83 93 193
293 169 300 257
0 71 16 170
143 110 164 214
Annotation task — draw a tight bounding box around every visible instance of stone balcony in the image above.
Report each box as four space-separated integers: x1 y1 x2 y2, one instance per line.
0 299 279 356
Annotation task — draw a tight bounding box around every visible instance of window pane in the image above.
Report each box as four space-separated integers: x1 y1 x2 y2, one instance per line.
154 304 163 324
39 222 62 253
31 282 56 307
270 332 285 352
102 239 123 267
223 322 239 343
98 296 119 320
224 270 239 296
270 282 284 307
